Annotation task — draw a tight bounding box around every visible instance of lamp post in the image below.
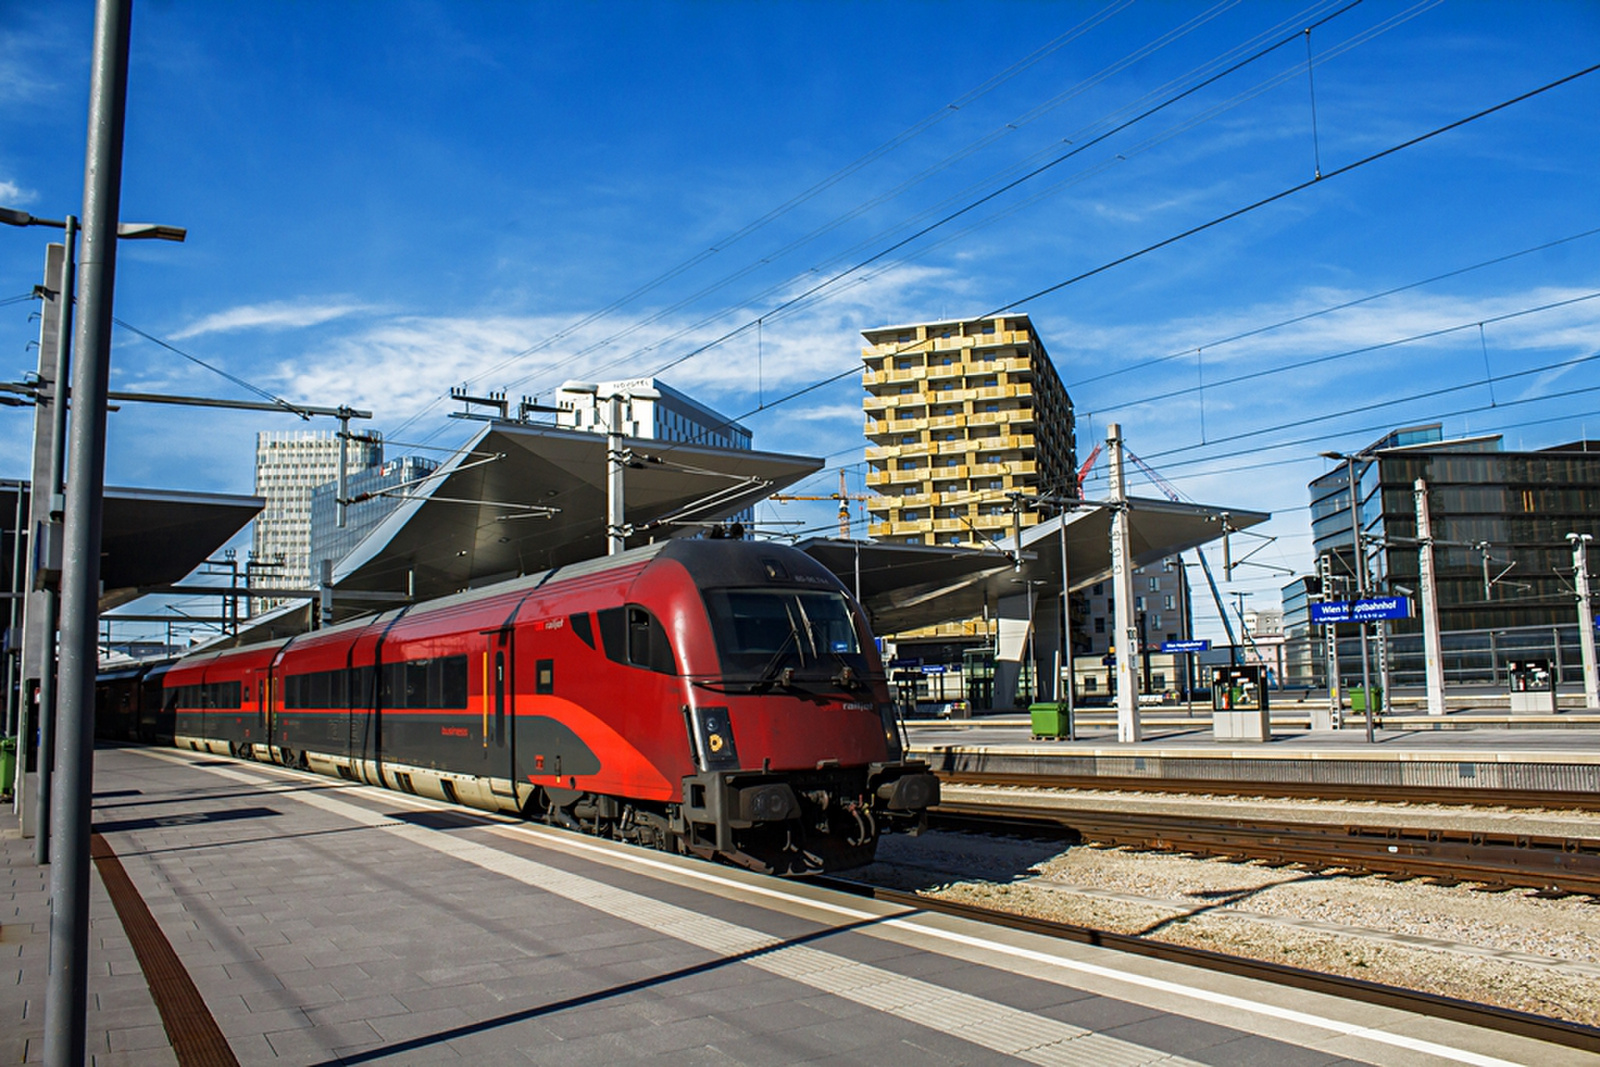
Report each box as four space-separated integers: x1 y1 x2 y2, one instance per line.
1569 533 1598 709
1322 450 1376 743
3 207 184 865
1055 501 1075 737
1010 577 1047 706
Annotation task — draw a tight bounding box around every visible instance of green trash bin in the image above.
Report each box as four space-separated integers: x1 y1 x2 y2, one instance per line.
1350 687 1383 713
0 736 15 797
1029 702 1072 740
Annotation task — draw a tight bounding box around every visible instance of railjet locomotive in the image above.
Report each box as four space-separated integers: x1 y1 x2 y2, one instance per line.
166 540 938 873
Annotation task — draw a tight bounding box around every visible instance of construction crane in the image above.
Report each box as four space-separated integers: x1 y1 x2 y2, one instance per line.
769 470 875 539
1075 443 1101 493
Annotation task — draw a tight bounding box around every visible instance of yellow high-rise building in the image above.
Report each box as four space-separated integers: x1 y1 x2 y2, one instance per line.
862 313 1077 640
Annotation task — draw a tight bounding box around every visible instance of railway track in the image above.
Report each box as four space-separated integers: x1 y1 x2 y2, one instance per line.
929 797 1600 896
814 874 1600 1056
936 769 1600 812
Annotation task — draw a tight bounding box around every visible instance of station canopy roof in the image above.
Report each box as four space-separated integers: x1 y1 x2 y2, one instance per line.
797 496 1269 635
331 420 823 604
0 483 262 612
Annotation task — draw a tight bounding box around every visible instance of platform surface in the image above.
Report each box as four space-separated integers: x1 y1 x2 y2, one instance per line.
906 707 1600 761
3 745 1589 1065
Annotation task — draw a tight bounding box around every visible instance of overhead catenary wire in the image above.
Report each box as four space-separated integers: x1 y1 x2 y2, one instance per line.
395 0 1367 442
570 60 1600 470
1082 290 1600 418
110 317 314 419
384 0 1146 441
1063 224 1600 391
505 0 1378 409
1098 368 1600 484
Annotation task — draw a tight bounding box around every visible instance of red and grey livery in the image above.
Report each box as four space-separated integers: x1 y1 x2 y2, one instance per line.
165 539 937 873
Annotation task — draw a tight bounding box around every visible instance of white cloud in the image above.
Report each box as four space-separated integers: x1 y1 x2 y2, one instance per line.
172 300 378 340
0 179 31 205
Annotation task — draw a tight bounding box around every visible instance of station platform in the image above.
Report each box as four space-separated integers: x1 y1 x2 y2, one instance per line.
5 745 1587 1065
905 706 1600 798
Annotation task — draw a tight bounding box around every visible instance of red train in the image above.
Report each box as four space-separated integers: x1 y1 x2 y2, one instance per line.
165 539 937 873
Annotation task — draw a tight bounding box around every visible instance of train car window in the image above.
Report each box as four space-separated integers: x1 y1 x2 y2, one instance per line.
308 671 331 708
406 660 431 706
440 656 469 708
378 656 469 709
597 607 627 665
569 613 595 649
350 666 375 708
627 607 678 675
535 658 554 694
204 681 241 709
380 662 404 706
701 589 864 677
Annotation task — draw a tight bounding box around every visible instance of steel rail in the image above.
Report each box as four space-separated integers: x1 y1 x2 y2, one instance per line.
929 800 1600 895
813 875 1600 1055
935 769 1600 812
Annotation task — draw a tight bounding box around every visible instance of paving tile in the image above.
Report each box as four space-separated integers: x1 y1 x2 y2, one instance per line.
90 1049 180 1067
105 1024 171 1052
395 980 507 1014
365 1003 476 1043
262 1020 384 1060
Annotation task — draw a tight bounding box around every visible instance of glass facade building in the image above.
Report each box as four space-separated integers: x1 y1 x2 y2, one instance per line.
309 455 440 578
1308 426 1600 635
252 430 384 610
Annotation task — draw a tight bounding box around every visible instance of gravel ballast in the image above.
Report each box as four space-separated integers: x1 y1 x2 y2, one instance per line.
863 818 1600 1026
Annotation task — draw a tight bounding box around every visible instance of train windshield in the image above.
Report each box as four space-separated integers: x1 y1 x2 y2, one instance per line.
701 588 866 682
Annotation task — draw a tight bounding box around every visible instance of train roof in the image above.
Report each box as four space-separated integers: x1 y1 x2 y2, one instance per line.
177 539 838 666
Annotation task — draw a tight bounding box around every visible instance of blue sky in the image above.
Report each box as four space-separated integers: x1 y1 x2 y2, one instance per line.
3 1 1598 639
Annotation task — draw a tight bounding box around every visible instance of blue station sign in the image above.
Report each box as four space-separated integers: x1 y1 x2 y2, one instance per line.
1311 596 1413 624
1160 639 1212 653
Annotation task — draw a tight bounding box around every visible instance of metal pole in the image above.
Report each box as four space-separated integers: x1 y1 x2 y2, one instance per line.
33 221 75 861
1058 508 1075 739
1571 534 1598 709
335 411 349 528
4 485 22 740
34 218 78 859
606 392 625 554
1347 455 1375 742
45 1 131 1061
1107 423 1140 742
1024 582 1035 706
1415 478 1447 716
32 591 57 865
1554 626 1564 687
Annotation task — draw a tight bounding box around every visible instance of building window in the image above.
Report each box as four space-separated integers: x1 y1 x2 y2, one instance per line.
1135 596 1145 611
1093 582 1104 594
1094 617 1105 633
1164 595 1174 610
1147 577 1159 591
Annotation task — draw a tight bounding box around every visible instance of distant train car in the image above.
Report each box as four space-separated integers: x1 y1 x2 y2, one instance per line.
166 540 937 873
95 659 176 744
